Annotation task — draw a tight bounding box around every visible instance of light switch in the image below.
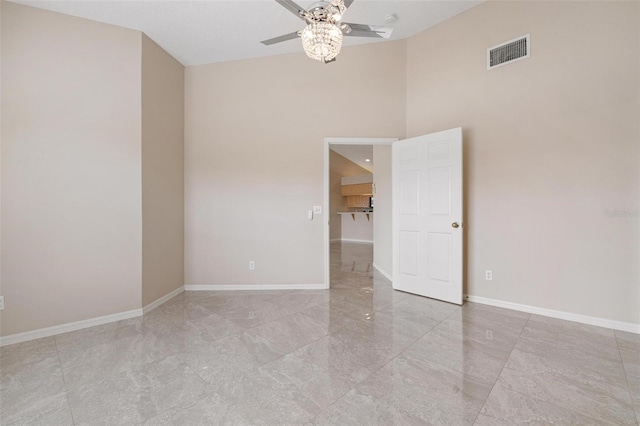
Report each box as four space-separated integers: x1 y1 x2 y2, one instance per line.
313 206 322 215
308 210 313 220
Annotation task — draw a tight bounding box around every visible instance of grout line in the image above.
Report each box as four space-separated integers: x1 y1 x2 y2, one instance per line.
309 304 462 423
52 336 77 426
179 299 336 367
261 287 418 419
140 293 340 381
614 331 640 426
310 249 464 422
139 357 215 424
466 314 623 426
163 302 343 425
470 312 531 425
470 319 637 426
234 298 329 332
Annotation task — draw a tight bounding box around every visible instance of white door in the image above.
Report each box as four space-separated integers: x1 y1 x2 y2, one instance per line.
392 128 463 304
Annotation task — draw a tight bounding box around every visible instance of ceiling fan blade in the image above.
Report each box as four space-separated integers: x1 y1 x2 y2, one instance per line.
342 23 393 39
275 0 306 20
260 31 301 46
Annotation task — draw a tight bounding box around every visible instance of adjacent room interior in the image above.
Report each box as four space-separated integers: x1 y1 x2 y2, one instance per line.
1 0 638 424
328 141 393 287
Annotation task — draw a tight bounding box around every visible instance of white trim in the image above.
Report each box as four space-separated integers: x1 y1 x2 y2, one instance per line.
0 308 143 347
0 286 188 347
325 137 398 145
142 286 185 314
324 137 398 290
373 263 393 282
185 284 326 291
324 139 330 290
465 295 640 334
330 238 374 244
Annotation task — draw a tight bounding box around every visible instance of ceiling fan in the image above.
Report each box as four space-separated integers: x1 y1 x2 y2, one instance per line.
260 0 394 63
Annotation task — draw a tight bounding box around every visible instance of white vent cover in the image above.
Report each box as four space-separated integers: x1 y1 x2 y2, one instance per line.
487 34 530 70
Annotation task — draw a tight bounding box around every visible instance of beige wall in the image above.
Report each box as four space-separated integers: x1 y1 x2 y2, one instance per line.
329 150 371 241
372 145 392 277
141 35 185 306
185 41 406 286
1 3 142 335
2 0 637 338
406 1 640 324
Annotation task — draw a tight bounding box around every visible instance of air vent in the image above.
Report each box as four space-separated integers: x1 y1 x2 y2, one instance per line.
487 34 530 70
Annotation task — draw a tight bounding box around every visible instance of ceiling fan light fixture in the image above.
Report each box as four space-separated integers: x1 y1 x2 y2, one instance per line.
329 0 347 22
301 22 343 63
261 0 393 63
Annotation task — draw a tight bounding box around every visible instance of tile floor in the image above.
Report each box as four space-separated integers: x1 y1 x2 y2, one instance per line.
1 242 638 425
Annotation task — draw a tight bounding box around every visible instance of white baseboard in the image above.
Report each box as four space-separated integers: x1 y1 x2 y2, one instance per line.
1 286 186 347
465 295 640 335
185 284 326 291
0 308 143 347
373 263 393 282
340 239 373 244
142 286 185 314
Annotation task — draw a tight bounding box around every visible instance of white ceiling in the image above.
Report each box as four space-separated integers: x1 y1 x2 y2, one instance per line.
331 145 374 172
12 0 482 66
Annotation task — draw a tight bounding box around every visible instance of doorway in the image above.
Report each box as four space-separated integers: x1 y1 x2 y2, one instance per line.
323 138 396 289
323 128 463 305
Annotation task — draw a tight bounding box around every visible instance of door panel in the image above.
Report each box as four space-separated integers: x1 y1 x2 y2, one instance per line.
428 167 451 215
399 231 419 277
400 171 419 216
427 232 450 282
392 127 463 305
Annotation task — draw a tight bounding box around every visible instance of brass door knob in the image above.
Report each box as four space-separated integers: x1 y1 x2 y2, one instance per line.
452 222 460 228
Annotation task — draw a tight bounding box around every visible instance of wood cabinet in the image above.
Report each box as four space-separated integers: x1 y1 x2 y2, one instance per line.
341 183 373 196
346 195 371 208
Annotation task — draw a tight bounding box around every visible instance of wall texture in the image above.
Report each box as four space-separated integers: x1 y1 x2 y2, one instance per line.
329 150 371 242
141 34 185 306
372 145 392 277
1 2 142 335
406 1 640 324
185 41 406 287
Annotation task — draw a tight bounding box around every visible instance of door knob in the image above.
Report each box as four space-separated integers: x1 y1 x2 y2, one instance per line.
452 222 460 228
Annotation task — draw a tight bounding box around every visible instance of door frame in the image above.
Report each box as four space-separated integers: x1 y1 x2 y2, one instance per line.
323 137 398 289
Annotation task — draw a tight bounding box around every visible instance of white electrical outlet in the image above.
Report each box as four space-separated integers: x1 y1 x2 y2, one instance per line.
485 270 493 281
313 206 322 215
0 296 4 311
486 329 493 340
249 261 255 270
